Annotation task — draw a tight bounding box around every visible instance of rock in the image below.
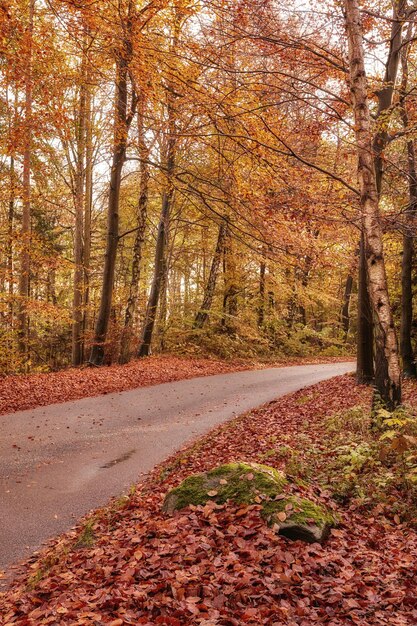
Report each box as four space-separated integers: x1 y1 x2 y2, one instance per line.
162 462 287 514
278 520 330 544
162 461 333 543
263 496 332 544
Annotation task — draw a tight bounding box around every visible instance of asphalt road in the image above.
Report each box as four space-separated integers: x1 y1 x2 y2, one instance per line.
0 362 354 580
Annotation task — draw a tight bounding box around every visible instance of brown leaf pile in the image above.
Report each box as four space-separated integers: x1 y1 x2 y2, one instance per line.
0 356 249 416
2 374 417 625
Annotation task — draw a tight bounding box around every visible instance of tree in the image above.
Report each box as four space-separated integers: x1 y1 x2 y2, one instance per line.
399 18 417 378
119 96 150 364
344 0 402 407
89 0 137 366
17 0 34 361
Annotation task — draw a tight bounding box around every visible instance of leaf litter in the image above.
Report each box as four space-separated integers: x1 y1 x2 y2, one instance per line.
4 373 415 625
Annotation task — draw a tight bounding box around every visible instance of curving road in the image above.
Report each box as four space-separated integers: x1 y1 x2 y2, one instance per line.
0 362 353 579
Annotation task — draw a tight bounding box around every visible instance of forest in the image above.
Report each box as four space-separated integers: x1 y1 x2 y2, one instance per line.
5 1 417 623
2 0 408 392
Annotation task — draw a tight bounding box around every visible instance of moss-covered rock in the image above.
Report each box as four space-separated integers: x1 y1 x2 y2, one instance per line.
162 461 333 543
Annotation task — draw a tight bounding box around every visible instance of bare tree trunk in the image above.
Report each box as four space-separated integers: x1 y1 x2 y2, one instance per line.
400 223 415 377
400 131 417 373
341 249 358 338
83 65 93 348
137 187 172 357
399 22 417 378
222 221 238 332
156 259 168 351
89 7 135 366
194 219 227 329
372 0 406 195
119 102 149 364
341 274 353 336
344 0 401 407
72 46 87 367
17 0 34 362
356 233 374 383
356 239 374 382
137 5 182 358
7 155 15 317
258 259 266 327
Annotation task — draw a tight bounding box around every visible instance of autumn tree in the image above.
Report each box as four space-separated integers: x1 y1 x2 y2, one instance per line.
88 0 137 366
344 0 402 407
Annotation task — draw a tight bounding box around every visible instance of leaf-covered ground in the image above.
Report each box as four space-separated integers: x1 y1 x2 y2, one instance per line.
0 355 352 416
0 356 249 416
2 373 417 625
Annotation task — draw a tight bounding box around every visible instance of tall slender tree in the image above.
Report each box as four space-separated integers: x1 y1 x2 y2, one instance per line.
399 19 417 378
344 0 402 407
120 96 150 363
89 0 137 366
17 0 34 361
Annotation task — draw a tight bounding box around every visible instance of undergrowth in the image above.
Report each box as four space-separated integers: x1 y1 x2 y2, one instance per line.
260 401 417 523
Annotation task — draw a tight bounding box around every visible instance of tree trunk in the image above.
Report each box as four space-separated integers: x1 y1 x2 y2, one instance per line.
371 0 406 390
400 227 415 377
222 221 238 332
399 23 417 378
356 233 374 383
72 46 87 367
258 259 266 327
7 154 15 318
194 219 227 329
137 6 181 358
119 103 149 364
89 9 135 366
344 0 401 407
83 62 93 347
341 248 358 338
156 258 168 351
372 0 406 196
341 274 353 336
17 0 34 361
137 188 172 357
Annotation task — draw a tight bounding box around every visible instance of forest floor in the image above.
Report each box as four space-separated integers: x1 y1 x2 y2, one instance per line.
2 373 417 625
0 354 352 416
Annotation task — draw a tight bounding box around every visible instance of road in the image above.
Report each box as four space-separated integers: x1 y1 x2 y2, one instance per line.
0 362 354 578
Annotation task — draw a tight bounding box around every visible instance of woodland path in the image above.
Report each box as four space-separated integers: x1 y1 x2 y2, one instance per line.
0 362 353 579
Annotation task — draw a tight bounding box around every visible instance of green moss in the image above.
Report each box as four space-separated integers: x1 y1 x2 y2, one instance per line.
212 462 286 501
262 496 334 527
163 462 287 513
167 474 211 509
